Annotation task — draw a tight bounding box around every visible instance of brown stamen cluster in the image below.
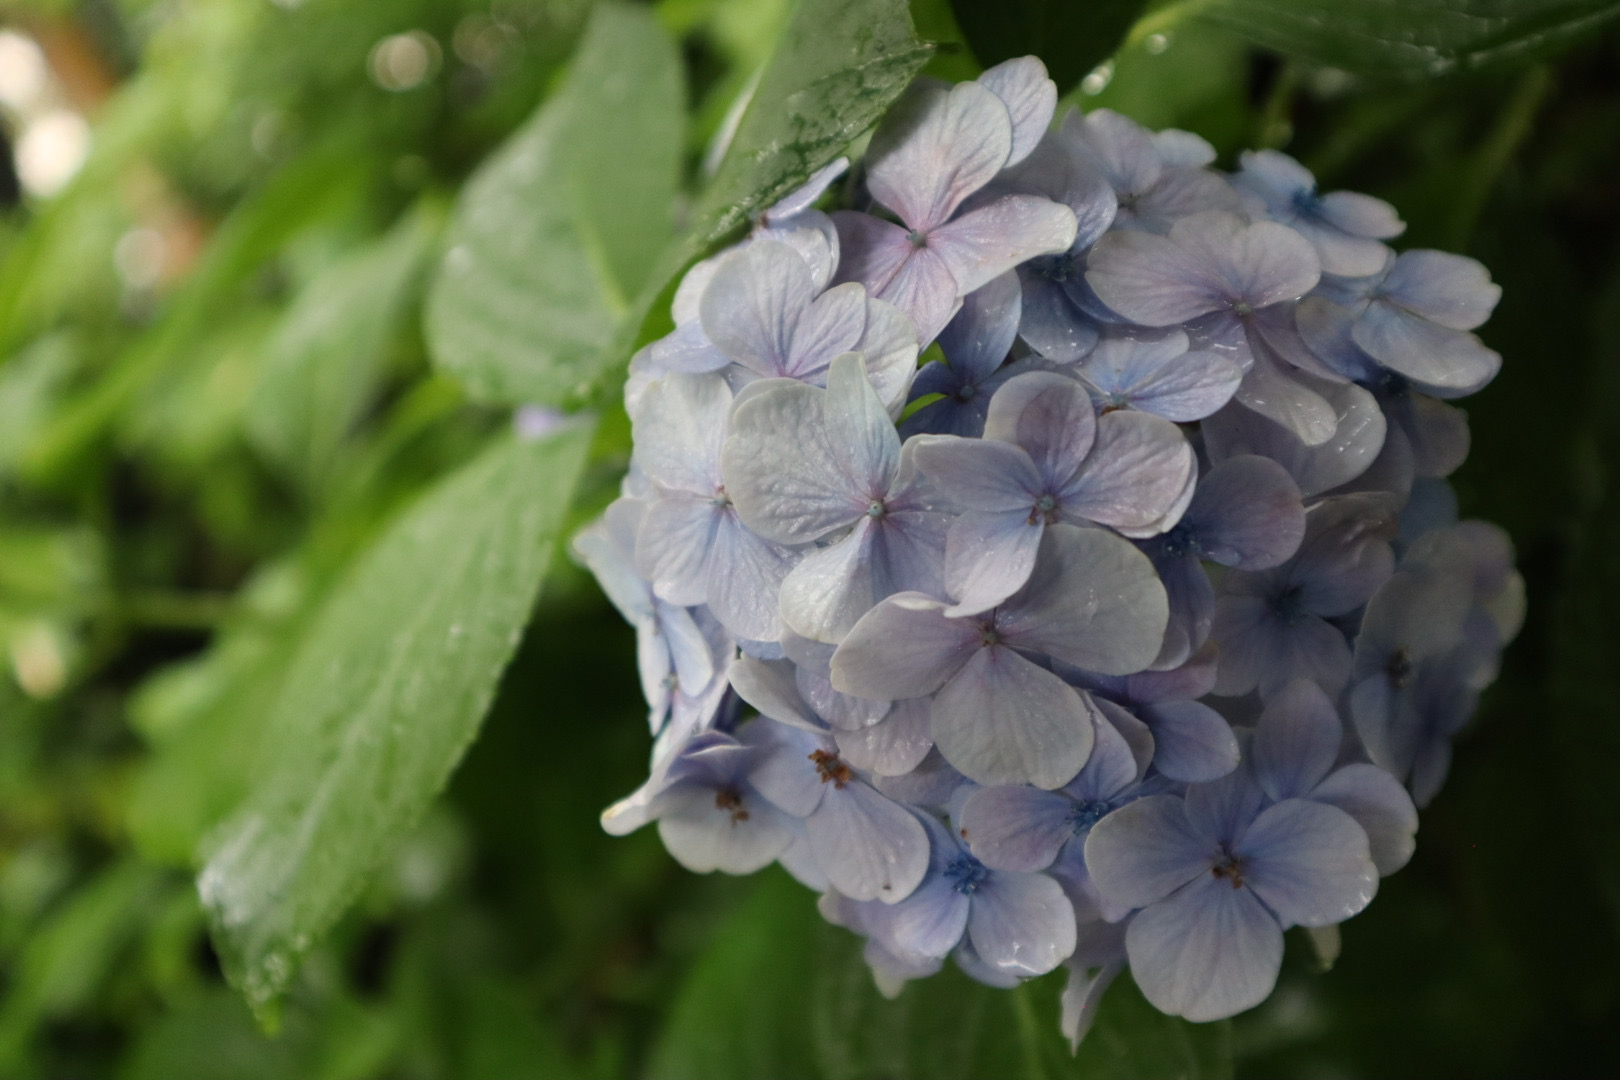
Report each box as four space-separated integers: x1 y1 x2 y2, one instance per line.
713 787 750 823
810 749 852 788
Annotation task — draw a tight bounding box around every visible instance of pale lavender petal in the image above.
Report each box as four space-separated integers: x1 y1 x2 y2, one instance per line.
978 57 1056 166
657 784 795 873
1311 764 1418 876
700 241 817 375
1203 380 1388 497
998 525 1169 676
1138 700 1240 783
778 824 829 890
1239 799 1377 927
982 371 1097 485
932 646 1096 789
729 654 825 731
873 242 964 346
831 210 914 294
929 194 1079 295
1186 455 1306 570
1154 128 1216 168
1232 352 1340 448
636 495 719 606
1132 168 1243 235
836 698 934 776
1125 873 1283 1022
777 519 884 643
1061 930 1127 1051
959 786 1076 871
1292 495 1399 616
722 382 865 544
874 749 971 811
1068 109 1162 198
1017 272 1100 362
1078 331 1241 422
648 319 732 374
631 372 729 494
889 873 972 959
942 510 1045 617
1083 794 1209 909
1184 769 1267 849
796 662 889 732
809 780 930 902
1251 679 1342 801
857 297 922 414
1379 250 1500 331
739 719 828 816
911 435 1043 512
761 209 842 291
968 870 1077 976
1168 212 1320 309
1149 552 1214 671
785 281 867 379
831 592 983 700
1086 229 1225 325
866 81 1013 230
1093 696 1156 782
1400 393 1470 478
762 157 849 222
704 511 797 642
1057 410 1195 531
1211 599 1353 699
1316 190 1404 240
1352 303 1501 393
939 271 1022 382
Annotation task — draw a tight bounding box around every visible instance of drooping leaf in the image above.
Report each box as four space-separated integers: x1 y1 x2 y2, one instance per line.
424 2 683 407
1198 0 1620 78
947 0 1148 94
647 868 1232 1080
690 0 934 246
197 422 595 1014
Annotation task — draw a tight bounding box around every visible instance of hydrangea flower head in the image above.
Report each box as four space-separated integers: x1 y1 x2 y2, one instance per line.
575 56 1520 1046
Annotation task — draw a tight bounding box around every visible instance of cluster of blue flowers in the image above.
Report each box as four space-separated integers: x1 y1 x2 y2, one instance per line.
573 58 1524 1040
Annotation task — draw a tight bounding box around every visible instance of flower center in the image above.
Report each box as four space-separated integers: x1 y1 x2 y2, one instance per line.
1231 300 1255 317
809 749 853 789
955 383 979 402
1273 584 1308 623
1066 799 1111 834
1028 493 1058 525
1159 520 1200 559
710 484 732 508
1387 645 1415 688
714 787 750 824
1211 850 1246 889
978 622 1001 648
866 499 887 519
945 855 990 895
1030 251 1078 282
906 229 930 249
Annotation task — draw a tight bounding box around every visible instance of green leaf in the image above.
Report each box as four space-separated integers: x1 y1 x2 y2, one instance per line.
1194 0 1620 78
647 868 1232 1080
247 201 443 490
424 2 684 407
690 0 934 246
947 0 1148 93
197 422 595 1014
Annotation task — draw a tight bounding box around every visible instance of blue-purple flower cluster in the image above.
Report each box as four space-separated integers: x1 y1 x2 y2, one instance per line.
573 58 1524 1040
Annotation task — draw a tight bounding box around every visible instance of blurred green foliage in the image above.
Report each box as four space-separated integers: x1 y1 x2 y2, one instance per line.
0 0 1617 1077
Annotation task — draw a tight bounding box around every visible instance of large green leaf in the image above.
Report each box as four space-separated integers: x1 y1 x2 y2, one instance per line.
247 201 443 490
647 869 1232 1080
1197 0 1620 78
197 423 594 1014
947 0 1148 94
690 0 934 246
424 2 683 407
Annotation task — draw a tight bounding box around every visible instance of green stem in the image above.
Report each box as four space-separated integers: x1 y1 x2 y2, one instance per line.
1255 62 1300 150
1446 65 1552 250
1012 982 1049 1080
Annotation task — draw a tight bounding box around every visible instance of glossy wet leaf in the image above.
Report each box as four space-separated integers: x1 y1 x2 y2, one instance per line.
425 2 683 406
197 423 594 1014
1201 0 1620 78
